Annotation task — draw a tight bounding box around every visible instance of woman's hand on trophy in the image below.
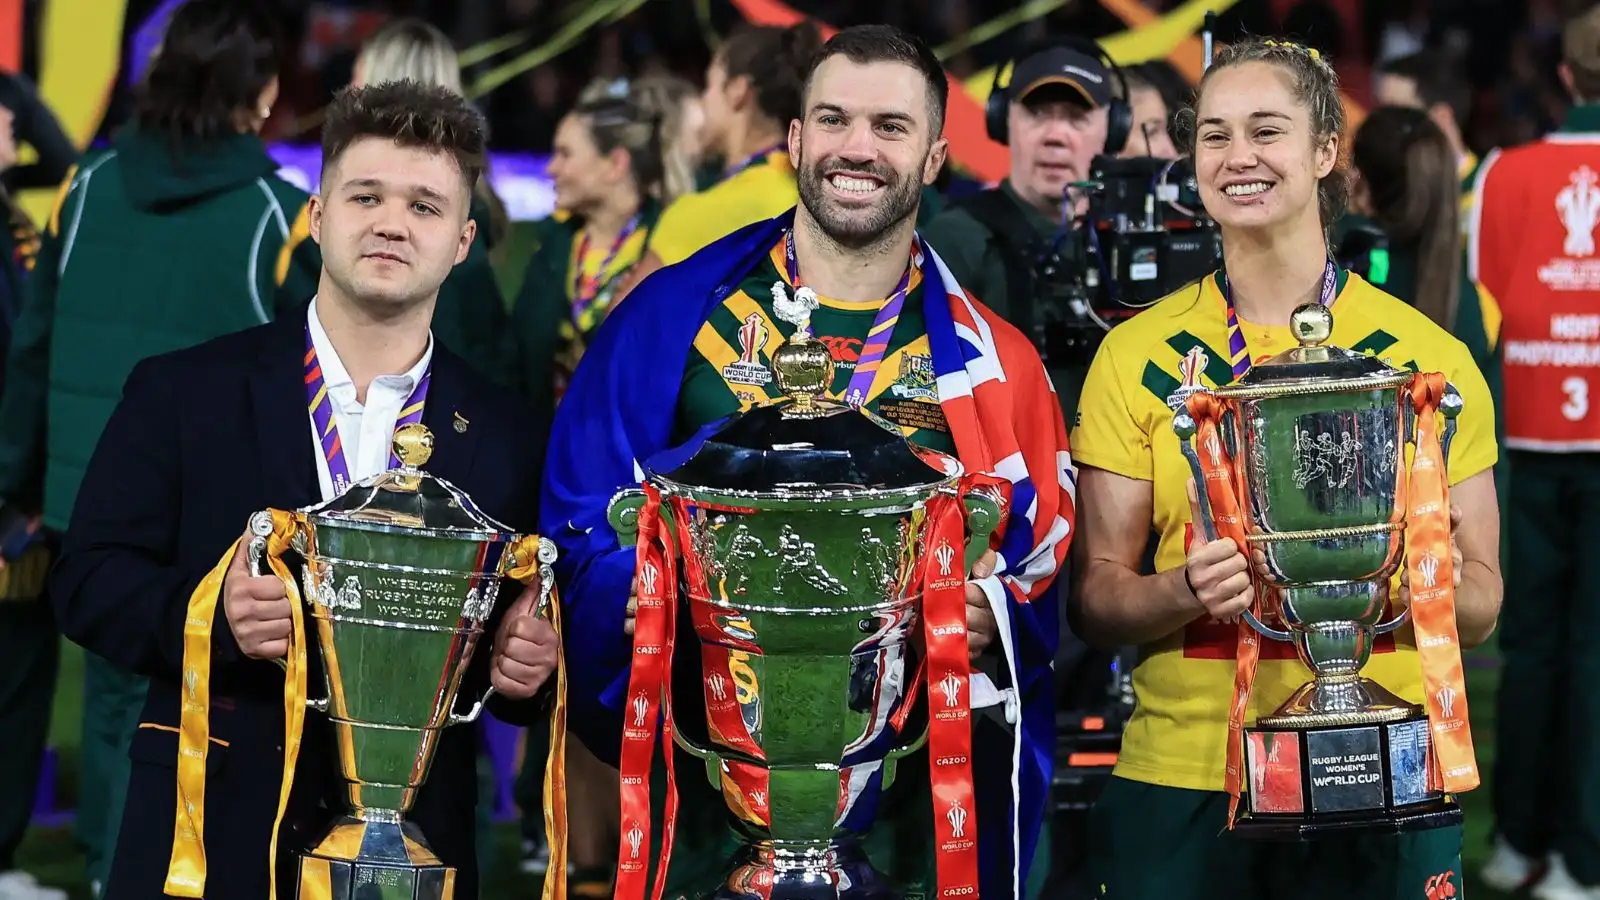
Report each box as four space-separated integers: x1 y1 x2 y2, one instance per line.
222 525 292 660
490 584 561 700
965 549 999 662
1184 480 1253 624
1396 504 1466 609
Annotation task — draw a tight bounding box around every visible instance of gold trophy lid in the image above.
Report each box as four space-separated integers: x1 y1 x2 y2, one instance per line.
302 423 516 536
1227 303 1411 393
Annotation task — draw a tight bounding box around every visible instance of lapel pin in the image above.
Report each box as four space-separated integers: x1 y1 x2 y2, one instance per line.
453 411 469 434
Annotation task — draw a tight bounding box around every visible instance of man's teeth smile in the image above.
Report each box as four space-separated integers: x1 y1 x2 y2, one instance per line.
1225 182 1273 197
829 174 882 194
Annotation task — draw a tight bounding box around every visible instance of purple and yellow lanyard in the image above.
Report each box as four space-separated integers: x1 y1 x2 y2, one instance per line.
305 326 431 495
570 215 641 323
1221 258 1337 379
723 143 786 182
783 229 916 408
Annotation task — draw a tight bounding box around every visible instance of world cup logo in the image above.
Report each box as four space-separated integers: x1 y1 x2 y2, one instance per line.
707 672 728 702
626 821 645 859
1419 550 1441 589
946 799 968 839
1435 685 1458 718
934 539 956 577
1205 434 1222 466
640 561 659 599
631 691 649 727
938 671 962 707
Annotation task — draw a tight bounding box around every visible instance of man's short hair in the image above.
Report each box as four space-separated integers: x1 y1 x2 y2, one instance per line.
1379 51 1473 126
802 24 949 137
1565 4 1600 101
321 80 488 193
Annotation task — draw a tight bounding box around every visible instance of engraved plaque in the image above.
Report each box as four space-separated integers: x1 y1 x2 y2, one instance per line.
1387 719 1434 807
1306 727 1386 813
1246 730 1305 814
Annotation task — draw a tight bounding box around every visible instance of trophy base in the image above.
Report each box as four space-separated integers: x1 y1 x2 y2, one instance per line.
1238 700 1457 842
685 839 901 900
296 815 456 900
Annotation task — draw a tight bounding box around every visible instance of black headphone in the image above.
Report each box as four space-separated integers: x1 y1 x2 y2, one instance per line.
985 36 1133 156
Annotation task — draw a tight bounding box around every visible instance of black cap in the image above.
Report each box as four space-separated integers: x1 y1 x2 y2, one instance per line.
1008 46 1113 108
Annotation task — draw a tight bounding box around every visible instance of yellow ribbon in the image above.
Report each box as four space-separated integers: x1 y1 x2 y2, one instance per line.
506 535 569 900
166 521 565 900
167 508 306 898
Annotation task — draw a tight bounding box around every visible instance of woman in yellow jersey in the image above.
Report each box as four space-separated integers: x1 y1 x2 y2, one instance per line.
622 20 821 290
509 73 698 892
1069 39 1503 899
349 19 516 385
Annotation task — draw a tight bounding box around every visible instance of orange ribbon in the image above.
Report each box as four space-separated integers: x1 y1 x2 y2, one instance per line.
1406 373 1479 794
1183 393 1262 826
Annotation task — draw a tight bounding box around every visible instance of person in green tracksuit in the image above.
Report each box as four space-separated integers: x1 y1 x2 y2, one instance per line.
509 74 695 893
1336 104 1505 494
347 17 516 387
0 4 319 895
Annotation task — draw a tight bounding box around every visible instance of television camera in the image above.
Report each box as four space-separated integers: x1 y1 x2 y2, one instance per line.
1028 152 1223 367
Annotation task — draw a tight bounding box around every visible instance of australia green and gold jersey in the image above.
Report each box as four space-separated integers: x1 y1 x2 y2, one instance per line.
676 238 956 454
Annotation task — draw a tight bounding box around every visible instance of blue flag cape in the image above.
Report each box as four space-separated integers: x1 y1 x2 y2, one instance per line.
540 210 1061 897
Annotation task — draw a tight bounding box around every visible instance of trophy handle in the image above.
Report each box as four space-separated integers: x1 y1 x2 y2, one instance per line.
671 718 726 790
1438 382 1463 471
1170 410 1294 643
1375 606 1411 635
608 488 648 541
448 686 496 725
245 512 332 709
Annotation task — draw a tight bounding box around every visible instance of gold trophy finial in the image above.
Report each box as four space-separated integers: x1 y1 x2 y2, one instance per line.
1291 303 1334 347
392 423 435 470
771 334 835 416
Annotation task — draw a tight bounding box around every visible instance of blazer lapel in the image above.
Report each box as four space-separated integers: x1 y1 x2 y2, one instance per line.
250 311 320 510
420 349 481 489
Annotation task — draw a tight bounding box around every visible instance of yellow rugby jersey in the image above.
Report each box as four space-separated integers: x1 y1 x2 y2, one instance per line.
648 150 797 266
1071 269 1497 793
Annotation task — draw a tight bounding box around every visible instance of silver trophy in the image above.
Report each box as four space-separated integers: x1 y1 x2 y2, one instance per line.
1172 303 1464 838
248 424 558 898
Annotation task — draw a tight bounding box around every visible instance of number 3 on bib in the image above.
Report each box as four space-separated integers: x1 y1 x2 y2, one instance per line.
1563 376 1590 421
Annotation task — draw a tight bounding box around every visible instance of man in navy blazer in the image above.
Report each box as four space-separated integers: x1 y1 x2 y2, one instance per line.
49 81 558 899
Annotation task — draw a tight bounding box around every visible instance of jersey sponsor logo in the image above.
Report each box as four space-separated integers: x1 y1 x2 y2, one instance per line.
817 335 862 368
721 312 774 386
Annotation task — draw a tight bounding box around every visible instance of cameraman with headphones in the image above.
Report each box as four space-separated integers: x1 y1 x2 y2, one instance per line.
922 37 1132 416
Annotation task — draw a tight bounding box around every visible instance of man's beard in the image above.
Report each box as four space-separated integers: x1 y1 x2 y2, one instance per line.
797 153 924 250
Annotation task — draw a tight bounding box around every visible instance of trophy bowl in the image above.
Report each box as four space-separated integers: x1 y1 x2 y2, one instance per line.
1172 304 1466 839
248 424 557 899
604 329 1000 899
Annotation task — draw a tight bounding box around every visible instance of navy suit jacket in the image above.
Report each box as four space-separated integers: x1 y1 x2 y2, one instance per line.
51 307 544 900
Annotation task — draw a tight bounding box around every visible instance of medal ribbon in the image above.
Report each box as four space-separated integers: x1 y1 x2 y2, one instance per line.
1183 392 1262 827
1405 373 1479 793
614 485 682 900
782 229 916 407
723 143 786 181
304 326 431 495
1222 259 1337 378
921 487 981 896
570 216 641 324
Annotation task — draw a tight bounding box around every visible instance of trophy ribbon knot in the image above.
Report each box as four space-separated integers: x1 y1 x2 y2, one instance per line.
167 508 307 899
1183 392 1264 828
1405 373 1479 793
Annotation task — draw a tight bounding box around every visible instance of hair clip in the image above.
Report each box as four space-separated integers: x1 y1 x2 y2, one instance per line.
1264 38 1321 60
